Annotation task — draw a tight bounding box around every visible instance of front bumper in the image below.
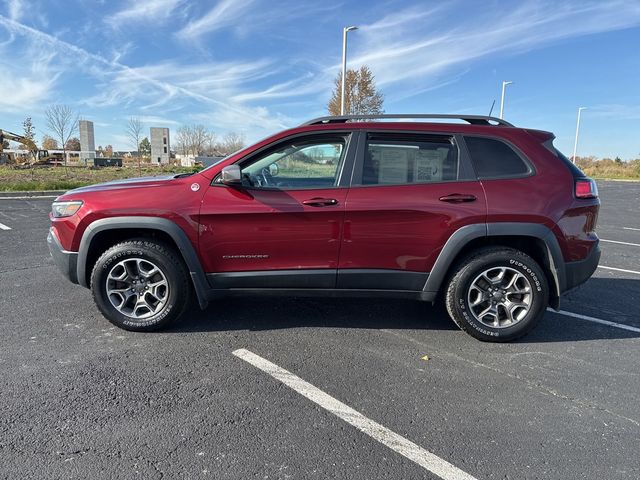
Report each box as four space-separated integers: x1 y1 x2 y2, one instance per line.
47 228 79 284
563 241 601 292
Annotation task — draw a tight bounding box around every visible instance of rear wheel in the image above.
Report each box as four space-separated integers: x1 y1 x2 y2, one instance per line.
90 239 191 331
445 247 548 342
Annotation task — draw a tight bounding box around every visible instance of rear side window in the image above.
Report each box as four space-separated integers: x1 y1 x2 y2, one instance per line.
465 136 531 179
360 133 459 185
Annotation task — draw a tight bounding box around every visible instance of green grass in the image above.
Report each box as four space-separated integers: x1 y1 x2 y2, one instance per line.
275 159 337 177
0 164 198 191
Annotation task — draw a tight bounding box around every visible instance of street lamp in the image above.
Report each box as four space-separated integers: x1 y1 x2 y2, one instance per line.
572 107 587 164
341 25 358 115
499 81 513 119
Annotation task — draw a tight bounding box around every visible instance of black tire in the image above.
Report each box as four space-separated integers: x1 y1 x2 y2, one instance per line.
90 239 191 332
445 247 548 342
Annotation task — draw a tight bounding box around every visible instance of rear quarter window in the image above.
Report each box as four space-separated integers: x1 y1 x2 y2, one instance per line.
464 136 532 179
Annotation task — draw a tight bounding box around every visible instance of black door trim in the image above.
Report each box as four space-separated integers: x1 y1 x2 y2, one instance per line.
206 268 428 291
336 269 428 290
207 269 336 289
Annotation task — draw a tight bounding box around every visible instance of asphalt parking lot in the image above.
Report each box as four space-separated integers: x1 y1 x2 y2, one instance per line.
0 180 638 479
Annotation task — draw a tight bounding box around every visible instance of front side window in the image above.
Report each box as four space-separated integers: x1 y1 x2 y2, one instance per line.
360 133 459 185
240 135 347 189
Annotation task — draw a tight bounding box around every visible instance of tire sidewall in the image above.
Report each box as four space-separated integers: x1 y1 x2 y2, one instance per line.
451 251 548 341
91 243 183 330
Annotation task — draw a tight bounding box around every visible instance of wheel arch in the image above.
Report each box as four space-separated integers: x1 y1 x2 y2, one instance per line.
423 222 564 309
76 217 210 309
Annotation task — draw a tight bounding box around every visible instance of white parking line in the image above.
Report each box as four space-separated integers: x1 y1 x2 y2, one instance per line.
601 239 640 247
0 222 11 230
623 227 640 232
233 348 477 480
599 265 640 275
548 309 640 333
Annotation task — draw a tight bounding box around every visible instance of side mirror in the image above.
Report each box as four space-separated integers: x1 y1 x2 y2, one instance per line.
221 165 242 186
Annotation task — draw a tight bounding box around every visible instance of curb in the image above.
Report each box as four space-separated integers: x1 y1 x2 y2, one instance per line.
0 190 65 199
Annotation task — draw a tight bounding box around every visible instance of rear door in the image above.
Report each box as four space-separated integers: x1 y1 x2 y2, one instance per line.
199 131 355 289
337 131 487 290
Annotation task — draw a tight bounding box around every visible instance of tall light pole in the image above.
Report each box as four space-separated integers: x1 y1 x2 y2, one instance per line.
341 25 358 115
572 107 587 164
499 81 513 119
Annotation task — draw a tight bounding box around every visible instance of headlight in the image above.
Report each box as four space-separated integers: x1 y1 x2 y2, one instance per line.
51 200 83 218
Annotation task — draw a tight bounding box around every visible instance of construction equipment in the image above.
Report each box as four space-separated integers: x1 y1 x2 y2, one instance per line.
0 129 52 165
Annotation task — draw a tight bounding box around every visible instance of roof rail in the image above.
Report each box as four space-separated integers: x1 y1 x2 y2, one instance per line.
301 114 514 127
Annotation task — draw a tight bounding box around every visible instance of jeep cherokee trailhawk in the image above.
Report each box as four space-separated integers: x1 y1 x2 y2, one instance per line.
48 114 600 341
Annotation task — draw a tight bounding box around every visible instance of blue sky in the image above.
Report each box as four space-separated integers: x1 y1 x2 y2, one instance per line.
1 0 639 158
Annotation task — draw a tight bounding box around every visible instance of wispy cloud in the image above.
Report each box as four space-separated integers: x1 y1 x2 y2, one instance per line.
175 0 338 41
176 0 254 40
0 15 59 111
2 0 29 20
82 58 276 111
348 1 640 94
0 12 290 139
105 0 184 27
6 0 23 20
136 115 181 126
0 67 57 113
588 104 640 120
231 74 330 103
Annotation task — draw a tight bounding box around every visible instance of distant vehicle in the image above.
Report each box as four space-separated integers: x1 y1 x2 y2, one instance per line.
0 129 54 165
48 114 600 341
93 157 123 167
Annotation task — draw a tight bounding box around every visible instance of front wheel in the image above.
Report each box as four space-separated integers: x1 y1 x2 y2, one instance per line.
445 248 548 342
90 239 191 331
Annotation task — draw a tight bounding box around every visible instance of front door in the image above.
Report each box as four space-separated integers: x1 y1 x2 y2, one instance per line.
199 132 355 289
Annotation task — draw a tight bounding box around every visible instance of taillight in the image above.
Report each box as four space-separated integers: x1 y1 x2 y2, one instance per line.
575 178 598 199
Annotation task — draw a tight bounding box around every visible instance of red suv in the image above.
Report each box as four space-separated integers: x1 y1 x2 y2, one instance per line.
47 114 600 341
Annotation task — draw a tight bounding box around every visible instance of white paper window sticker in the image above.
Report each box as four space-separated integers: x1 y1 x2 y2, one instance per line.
377 147 409 183
416 149 444 182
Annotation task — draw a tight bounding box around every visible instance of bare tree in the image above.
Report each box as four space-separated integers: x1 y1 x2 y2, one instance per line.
126 116 143 174
46 105 78 169
328 65 384 116
204 133 218 156
176 124 214 159
175 125 193 157
217 132 246 155
190 124 211 157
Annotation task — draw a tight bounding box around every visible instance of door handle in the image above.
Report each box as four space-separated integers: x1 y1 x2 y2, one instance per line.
438 193 477 203
302 198 339 207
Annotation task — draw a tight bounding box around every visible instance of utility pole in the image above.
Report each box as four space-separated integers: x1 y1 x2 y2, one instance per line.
341 26 358 115
572 107 587 164
499 81 513 119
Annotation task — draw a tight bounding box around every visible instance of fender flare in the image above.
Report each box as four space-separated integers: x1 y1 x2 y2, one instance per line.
422 222 564 306
76 217 210 309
